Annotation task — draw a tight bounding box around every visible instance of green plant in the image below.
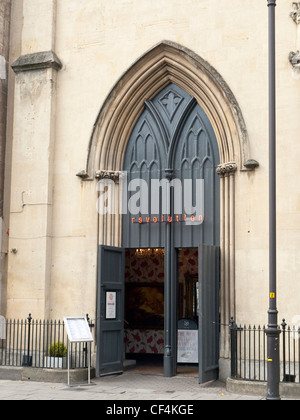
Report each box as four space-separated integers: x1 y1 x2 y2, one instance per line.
48 342 67 358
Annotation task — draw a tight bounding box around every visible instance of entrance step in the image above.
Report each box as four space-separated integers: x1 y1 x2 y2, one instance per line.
123 359 137 371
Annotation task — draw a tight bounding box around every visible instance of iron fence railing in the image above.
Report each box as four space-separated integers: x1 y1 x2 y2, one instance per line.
230 318 300 383
0 314 94 369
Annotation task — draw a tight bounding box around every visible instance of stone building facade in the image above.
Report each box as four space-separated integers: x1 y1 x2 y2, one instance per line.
1 1 300 379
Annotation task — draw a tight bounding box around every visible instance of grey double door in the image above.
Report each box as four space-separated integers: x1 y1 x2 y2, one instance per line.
96 83 220 383
96 246 124 377
96 244 220 383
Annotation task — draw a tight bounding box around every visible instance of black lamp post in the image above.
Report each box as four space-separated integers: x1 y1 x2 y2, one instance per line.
266 0 281 401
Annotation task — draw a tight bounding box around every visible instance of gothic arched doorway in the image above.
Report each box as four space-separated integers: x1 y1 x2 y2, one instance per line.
91 42 258 381
96 83 221 382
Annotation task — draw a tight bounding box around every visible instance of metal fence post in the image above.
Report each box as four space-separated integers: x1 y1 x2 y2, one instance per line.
25 313 32 367
230 318 237 378
281 319 287 382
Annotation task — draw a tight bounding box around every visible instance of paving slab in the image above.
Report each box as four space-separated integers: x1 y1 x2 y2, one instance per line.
0 372 296 401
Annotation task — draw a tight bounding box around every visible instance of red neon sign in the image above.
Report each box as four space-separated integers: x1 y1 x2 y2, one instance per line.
131 214 204 224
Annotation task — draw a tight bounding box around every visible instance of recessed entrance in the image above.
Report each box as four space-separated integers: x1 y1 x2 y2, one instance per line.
124 248 165 371
124 248 201 377
96 82 221 382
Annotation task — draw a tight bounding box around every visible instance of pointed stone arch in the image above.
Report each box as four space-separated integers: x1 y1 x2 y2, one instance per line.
83 41 259 362
84 41 257 179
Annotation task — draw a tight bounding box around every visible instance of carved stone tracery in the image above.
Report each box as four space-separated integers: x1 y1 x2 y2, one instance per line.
216 162 238 177
290 2 300 24
289 51 300 69
95 170 120 183
289 3 300 70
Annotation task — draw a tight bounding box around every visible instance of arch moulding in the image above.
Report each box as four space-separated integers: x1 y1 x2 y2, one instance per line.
81 41 259 359
82 41 258 178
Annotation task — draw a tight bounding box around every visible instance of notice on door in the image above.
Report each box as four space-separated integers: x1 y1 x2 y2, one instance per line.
178 330 198 364
106 291 117 320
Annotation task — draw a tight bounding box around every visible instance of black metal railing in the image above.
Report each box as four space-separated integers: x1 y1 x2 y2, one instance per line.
230 318 300 383
0 314 94 370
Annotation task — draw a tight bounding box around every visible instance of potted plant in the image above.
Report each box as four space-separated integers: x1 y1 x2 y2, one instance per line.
44 342 67 369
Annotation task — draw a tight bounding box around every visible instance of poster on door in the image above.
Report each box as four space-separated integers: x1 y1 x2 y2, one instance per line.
177 330 198 363
106 291 117 320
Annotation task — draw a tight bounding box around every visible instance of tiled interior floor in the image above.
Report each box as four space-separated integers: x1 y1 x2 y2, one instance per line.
126 354 198 377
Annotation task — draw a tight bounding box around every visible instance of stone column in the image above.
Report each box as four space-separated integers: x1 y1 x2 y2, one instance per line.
95 170 122 247
7 0 62 318
216 162 237 359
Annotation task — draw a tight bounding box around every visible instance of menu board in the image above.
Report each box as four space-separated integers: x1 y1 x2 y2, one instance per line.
177 329 198 364
64 317 93 343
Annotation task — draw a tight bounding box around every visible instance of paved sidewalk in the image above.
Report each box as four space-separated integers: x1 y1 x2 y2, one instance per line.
0 372 264 400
